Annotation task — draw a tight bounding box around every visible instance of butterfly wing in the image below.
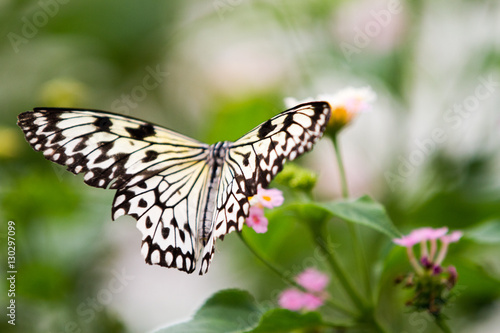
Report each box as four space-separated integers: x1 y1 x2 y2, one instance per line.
18 108 210 273
226 101 331 195
198 102 331 274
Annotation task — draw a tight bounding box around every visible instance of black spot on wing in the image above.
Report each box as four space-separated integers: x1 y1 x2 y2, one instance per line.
126 123 156 140
257 119 276 139
162 226 170 239
145 216 153 228
239 152 251 166
143 150 159 162
94 116 113 131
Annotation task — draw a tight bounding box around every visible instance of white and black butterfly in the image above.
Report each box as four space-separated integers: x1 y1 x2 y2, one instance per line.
17 102 331 275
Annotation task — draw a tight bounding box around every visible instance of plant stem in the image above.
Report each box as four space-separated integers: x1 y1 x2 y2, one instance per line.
237 232 355 316
313 225 366 311
332 136 373 300
332 136 349 199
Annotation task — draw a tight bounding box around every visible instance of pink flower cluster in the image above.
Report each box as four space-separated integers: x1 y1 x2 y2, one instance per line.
393 227 462 276
245 186 284 233
278 268 329 312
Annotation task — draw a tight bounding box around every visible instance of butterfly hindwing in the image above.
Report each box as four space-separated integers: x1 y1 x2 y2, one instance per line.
112 159 212 273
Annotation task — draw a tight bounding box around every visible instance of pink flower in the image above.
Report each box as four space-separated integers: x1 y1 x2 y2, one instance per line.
278 289 306 311
394 228 462 315
295 268 329 293
245 187 283 233
250 186 284 209
435 230 463 266
394 227 462 275
393 234 420 248
408 227 448 260
245 206 268 233
409 227 448 242
440 231 463 244
278 268 329 312
278 289 325 312
301 293 324 310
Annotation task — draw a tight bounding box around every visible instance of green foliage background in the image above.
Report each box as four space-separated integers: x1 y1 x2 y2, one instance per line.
1 0 499 332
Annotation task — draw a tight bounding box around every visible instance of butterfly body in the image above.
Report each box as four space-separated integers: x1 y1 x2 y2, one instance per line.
18 102 330 274
199 142 229 244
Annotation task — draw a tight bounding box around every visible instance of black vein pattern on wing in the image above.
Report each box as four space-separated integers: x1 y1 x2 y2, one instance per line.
109 149 208 189
225 102 330 197
31 108 204 143
116 155 210 273
18 108 210 191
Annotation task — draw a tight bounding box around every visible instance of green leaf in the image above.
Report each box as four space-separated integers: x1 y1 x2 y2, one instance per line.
285 195 400 239
319 195 400 239
154 289 335 333
247 309 327 333
464 219 500 244
153 289 261 333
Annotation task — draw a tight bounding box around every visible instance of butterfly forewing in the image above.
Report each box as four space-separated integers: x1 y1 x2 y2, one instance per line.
207 102 331 264
17 108 208 189
226 102 330 196
17 102 331 275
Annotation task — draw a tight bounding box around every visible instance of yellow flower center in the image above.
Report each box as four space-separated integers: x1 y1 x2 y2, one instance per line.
329 106 353 127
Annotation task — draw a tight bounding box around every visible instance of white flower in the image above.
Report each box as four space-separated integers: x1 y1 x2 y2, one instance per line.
324 86 376 114
284 87 376 133
285 86 376 112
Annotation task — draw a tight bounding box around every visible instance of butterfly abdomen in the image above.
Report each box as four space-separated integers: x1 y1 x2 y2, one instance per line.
198 142 231 246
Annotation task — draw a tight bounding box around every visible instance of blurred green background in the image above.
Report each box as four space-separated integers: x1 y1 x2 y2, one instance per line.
1 0 500 332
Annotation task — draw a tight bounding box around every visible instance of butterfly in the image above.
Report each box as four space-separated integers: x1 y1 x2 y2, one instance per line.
17 102 331 275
